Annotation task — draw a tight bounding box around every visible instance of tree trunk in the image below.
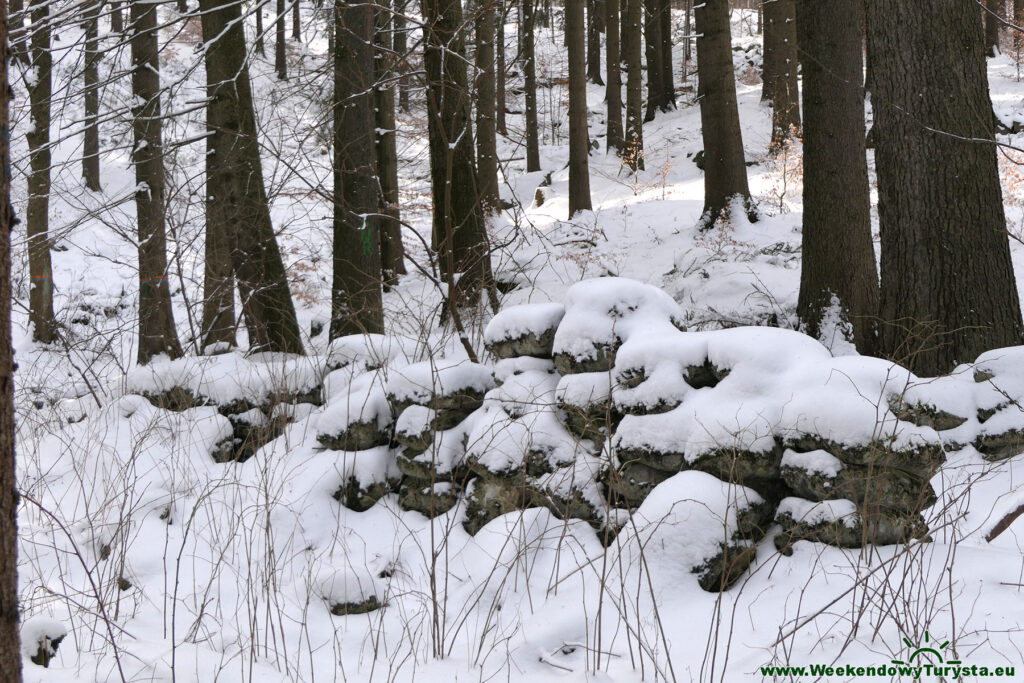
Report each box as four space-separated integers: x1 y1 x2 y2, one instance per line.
986 0 1002 57
643 0 665 119
256 1 265 56
83 0 101 191
796 0 877 353
476 0 500 211
1016 0 1024 58
9 0 25 61
762 0 799 150
867 0 1023 374
567 0 593 215
199 0 305 354
423 0 493 304
496 1 507 135
658 0 673 107
292 0 301 39
276 0 288 78
624 0 644 169
26 0 56 343
605 0 623 152
395 0 409 110
0 2 24 677
695 0 751 227
201 144 237 350
523 0 541 171
587 0 604 84
130 0 183 363
683 0 691 65
376 0 407 283
110 0 123 32
333 0 384 335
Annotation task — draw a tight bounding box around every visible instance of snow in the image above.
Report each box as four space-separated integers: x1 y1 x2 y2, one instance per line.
781 448 843 478
777 497 860 529
386 359 495 403
483 301 565 343
317 370 392 434
20 618 68 660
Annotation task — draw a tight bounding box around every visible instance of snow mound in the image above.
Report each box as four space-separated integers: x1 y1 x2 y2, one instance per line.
776 497 859 529
386 359 495 405
325 333 400 372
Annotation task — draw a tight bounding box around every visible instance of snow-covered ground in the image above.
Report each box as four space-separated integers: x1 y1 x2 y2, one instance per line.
12 7 1024 682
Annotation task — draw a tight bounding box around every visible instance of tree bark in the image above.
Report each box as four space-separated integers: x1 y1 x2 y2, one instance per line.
83 0 102 191
523 0 541 171
423 0 493 304
643 0 665 119
605 0 623 152
496 1 507 135
276 0 288 78
376 0 407 283
475 0 500 211
130 0 183 363
293 0 301 39
762 0 799 150
796 0 877 353
255 0 265 56
658 0 673 108
867 0 1023 374
623 0 644 169
333 0 384 335
8 0 24 61
695 0 751 227
110 0 123 32
201 144 236 350
394 0 409 110
587 0 604 84
986 0 1002 57
0 1 24 677
199 0 305 354
26 0 56 343
567 0 593 215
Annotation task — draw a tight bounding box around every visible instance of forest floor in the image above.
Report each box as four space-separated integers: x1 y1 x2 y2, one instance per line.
12 8 1024 682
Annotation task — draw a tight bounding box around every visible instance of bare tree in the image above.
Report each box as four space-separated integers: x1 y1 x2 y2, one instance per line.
523 0 541 171
567 0 593 215
82 0 101 190
0 3 23 677
496 0 507 134
643 0 666 119
761 0 799 150
695 0 752 227
293 0 301 39
376 0 407 283
129 0 183 362
333 0 385 335
605 0 623 152
475 0 501 211
26 0 56 343
623 0 644 170
199 0 305 353
796 0 877 352
868 0 1023 374
276 0 288 78
587 0 604 84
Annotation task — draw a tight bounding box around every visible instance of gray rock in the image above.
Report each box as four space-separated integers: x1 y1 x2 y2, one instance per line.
398 480 462 518
780 460 937 511
694 543 758 592
463 476 533 535
333 476 397 512
553 341 618 375
317 420 392 452
774 503 928 551
329 596 383 615
783 435 945 481
889 399 967 431
486 327 559 360
975 428 1024 462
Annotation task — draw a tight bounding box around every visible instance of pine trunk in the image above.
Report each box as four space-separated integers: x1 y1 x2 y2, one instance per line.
986 0 1002 57
201 143 237 350
83 0 101 191
695 0 751 226
496 2 507 135
110 0 123 32
376 0 407 283
475 0 500 211
658 0 673 107
796 0 877 353
624 0 644 169
587 0 604 84
333 0 384 335
0 2 23 676
763 0 799 150
605 0 624 152
256 1 265 56
276 0 288 78
867 0 1024 374
423 0 493 303
293 0 301 39
199 0 305 353
643 0 665 119
8 0 24 61
395 0 409 110
523 0 541 171
26 0 56 343
567 0 593 215
130 0 183 363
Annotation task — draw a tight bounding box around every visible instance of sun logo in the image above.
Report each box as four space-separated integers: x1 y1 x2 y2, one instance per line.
891 631 961 666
